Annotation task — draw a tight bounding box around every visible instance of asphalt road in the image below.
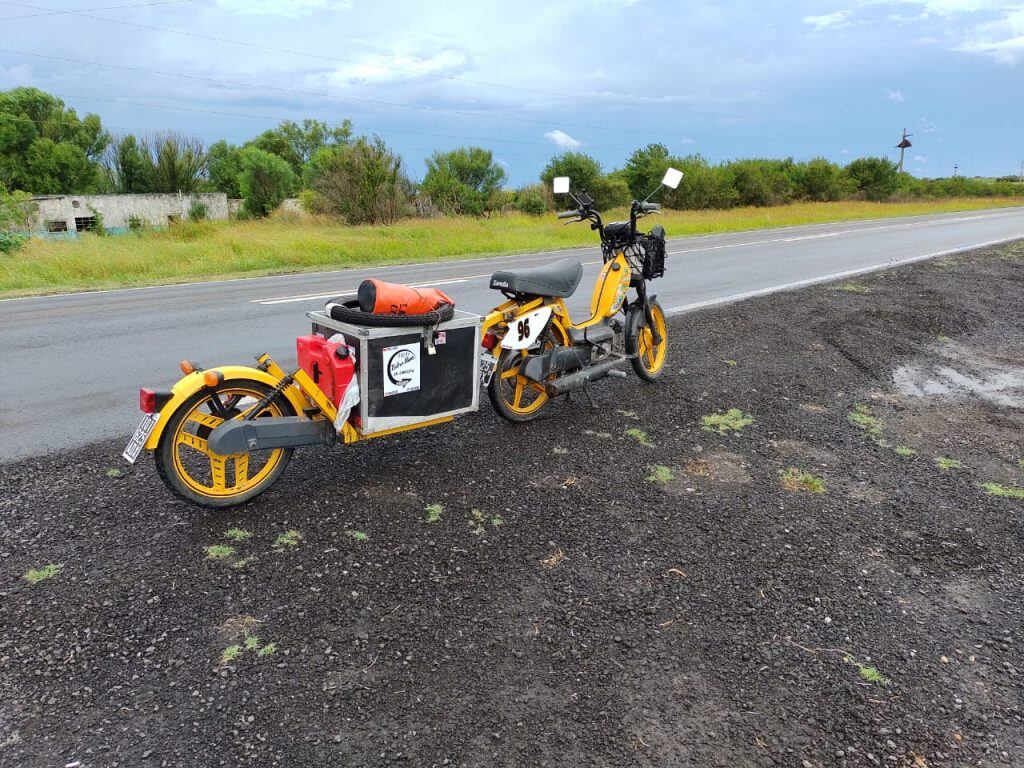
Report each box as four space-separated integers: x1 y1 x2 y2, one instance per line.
2 206 1023 463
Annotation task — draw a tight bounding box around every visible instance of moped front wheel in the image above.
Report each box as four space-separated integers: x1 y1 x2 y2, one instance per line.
629 299 668 381
154 379 295 508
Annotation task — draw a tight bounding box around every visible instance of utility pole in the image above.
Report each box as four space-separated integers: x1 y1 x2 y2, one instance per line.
953 163 959 178
1019 160 1023 183
895 128 913 172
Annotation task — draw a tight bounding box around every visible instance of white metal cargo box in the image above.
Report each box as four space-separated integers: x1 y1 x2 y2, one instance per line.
307 309 481 436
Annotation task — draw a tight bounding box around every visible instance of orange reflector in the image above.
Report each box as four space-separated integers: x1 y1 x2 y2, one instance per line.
203 370 223 388
179 360 196 375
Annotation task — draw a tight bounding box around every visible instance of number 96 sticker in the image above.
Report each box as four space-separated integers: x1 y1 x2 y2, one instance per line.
500 306 552 350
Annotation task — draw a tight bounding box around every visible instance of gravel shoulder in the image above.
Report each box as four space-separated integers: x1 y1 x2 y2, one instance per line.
2 241 1024 767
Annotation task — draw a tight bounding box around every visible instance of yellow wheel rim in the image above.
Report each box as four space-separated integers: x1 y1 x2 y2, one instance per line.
637 304 668 374
171 386 288 499
496 321 570 416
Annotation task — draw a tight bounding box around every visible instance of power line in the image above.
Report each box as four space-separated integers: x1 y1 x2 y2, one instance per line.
1 0 714 113
0 0 198 21
0 48 674 138
46 91 650 153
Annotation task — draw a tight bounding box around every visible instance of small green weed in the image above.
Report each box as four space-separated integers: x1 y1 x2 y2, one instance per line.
224 528 251 542
848 404 884 437
244 634 261 651
646 465 675 484
723 359 737 367
780 468 826 494
347 530 369 542
937 334 952 343
981 482 1024 499
23 563 61 584
273 530 302 551
232 555 256 570
468 508 503 536
105 467 122 478
220 644 242 664
552 446 569 455
624 427 654 447
934 456 964 470
425 503 443 523
204 544 235 560
701 408 754 435
839 281 870 293
1017 458 1024 471
893 445 917 458
616 409 638 419
844 655 889 685
257 642 277 657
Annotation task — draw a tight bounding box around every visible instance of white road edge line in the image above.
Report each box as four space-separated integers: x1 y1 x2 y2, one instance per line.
665 213 999 256
664 236 1019 316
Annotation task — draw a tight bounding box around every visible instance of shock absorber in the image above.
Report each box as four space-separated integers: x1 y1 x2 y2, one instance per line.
243 373 295 420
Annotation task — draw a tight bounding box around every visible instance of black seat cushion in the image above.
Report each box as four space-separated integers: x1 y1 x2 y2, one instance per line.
489 258 583 298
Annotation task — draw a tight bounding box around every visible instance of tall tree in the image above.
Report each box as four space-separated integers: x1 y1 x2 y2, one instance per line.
0 87 108 193
247 118 352 178
145 132 206 193
104 134 152 193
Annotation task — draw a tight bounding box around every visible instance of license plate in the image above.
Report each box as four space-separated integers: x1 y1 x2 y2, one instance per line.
123 413 159 464
479 353 498 387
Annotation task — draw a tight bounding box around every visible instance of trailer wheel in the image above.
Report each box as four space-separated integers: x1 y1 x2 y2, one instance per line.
155 379 296 508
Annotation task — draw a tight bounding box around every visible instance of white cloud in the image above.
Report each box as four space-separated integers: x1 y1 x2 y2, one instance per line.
802 10 851 30
544 129 582 149
680 137 696 145
914 155 928 161
886 88 906 101
955 7 1024 63
324 48 469 86
919 117 940 133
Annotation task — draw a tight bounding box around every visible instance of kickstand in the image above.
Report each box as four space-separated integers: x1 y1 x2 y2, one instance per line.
581 381 599 410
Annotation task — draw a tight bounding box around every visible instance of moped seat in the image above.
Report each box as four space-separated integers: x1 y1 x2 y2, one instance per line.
489 258 583 298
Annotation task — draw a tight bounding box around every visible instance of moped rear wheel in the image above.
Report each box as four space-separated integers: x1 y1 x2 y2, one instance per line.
488 322 570 422
155 380 295 508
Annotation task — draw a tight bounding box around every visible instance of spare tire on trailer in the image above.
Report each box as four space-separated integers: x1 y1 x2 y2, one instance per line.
325 298 455 328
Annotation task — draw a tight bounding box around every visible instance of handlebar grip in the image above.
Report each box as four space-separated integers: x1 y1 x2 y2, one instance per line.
639 202 661 213
556 210 578 219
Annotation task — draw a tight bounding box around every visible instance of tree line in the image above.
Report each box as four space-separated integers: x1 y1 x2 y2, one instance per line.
2 86 1022 231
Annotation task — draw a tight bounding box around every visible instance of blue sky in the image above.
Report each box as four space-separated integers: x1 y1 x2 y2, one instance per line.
1 0 1022 185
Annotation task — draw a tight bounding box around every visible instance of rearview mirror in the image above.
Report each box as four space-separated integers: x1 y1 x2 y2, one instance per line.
662 167 683 190
553 176 570 195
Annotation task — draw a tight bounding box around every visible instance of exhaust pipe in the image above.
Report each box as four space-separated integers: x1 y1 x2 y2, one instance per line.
545 355 628 397
208 416 336 455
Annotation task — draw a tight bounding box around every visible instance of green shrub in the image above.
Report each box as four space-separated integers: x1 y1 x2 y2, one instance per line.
515 185 547 215
0 230 28 254
188 200 209 222
845 157 899 201
304 137 411 225
663 155 737 210
238 146 296 218
421 146 506 216
793 158 851 201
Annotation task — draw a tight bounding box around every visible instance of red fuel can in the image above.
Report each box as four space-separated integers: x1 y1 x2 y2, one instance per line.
296 334 356 406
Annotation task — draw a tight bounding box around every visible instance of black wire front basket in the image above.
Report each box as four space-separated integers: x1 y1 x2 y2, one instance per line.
638 225 667 280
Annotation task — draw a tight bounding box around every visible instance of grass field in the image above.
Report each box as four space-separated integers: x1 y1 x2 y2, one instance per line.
2 197 1022 297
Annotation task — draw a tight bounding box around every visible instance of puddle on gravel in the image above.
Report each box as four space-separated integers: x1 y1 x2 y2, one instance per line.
893 342 1024 408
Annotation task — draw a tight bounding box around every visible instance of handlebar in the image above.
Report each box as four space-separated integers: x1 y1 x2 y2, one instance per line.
556 209 579 220
637 202 661 213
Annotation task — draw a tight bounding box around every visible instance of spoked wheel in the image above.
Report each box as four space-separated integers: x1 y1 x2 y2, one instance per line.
155 379 295 507
630 299 668 381
488 322 570 422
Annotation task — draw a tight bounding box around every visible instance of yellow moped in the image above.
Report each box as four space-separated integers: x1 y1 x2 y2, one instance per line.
123 168 682 507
